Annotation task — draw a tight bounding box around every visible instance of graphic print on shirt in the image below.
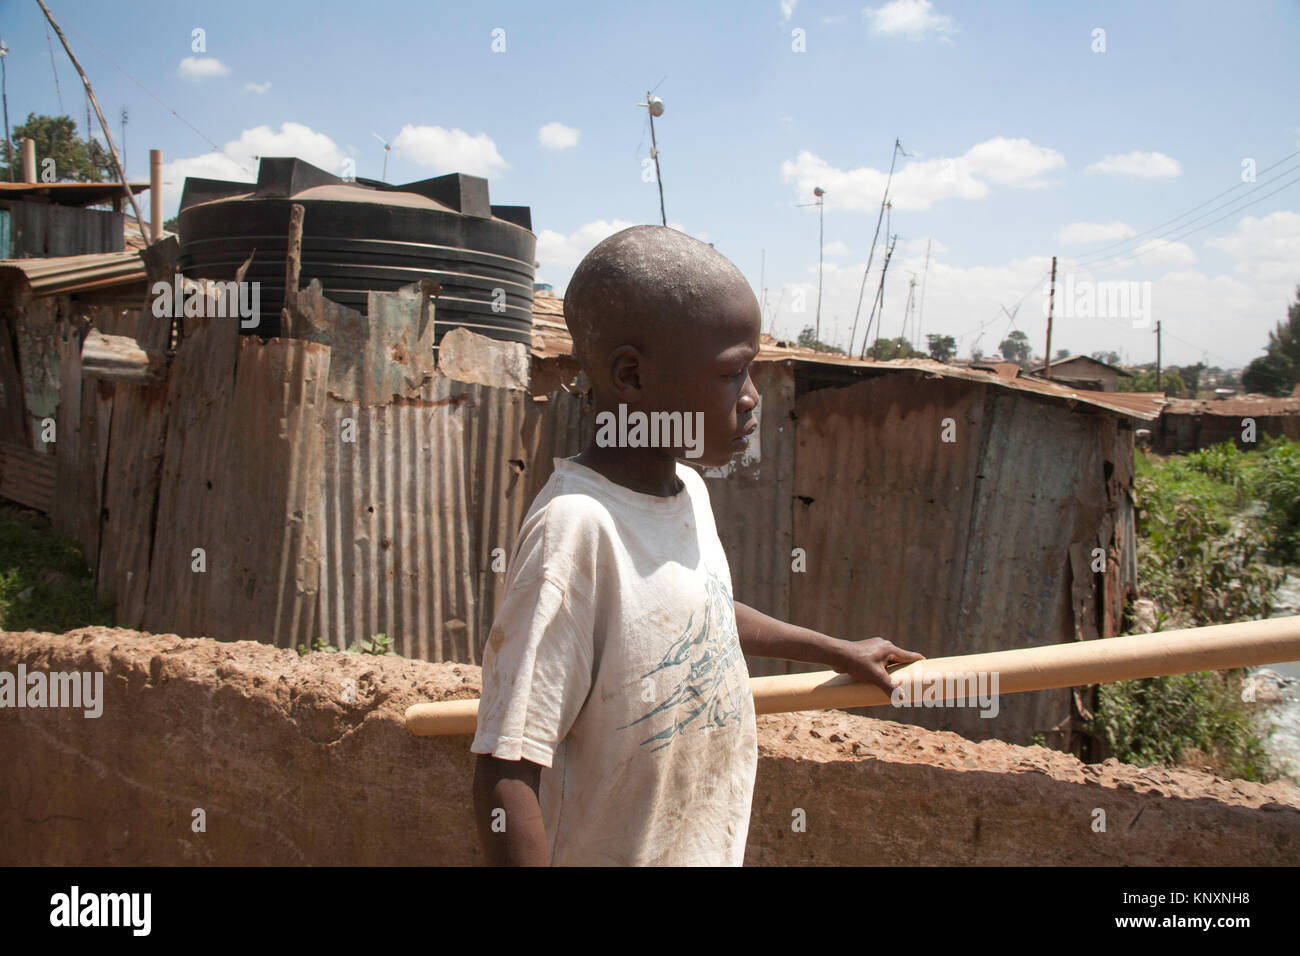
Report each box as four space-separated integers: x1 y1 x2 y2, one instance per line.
619 568 747 751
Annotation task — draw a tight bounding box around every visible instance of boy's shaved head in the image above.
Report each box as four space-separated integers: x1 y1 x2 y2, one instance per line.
564 225 757 368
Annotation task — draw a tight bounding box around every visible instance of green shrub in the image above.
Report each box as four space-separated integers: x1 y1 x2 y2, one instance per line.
1134 476 1282 625
1249 437 1300 563
296 632 396 656
0 509 114 633
1096 670 1276 782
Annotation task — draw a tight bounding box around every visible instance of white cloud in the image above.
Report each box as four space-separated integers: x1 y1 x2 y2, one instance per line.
863 0 956 41
781 0 799 22
1205 210 1300 284
162 122 346 214
781 136 1064 212
535 219 703 290
1109 239 1197 270
178 56 230 81
1085 151 1181 179
392 125 507 177
823 240 850 257
538 122 580 150
242 81 271 95
1058 221 1137 244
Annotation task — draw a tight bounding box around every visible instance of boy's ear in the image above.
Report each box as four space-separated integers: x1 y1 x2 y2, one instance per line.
607 345 643 400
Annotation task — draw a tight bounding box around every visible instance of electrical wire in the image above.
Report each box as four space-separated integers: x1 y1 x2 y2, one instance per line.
57 16 247 172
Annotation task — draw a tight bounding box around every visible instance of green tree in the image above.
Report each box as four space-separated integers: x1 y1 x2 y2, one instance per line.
1090 349 1121 366
1242 285 1300 396
1055 348 1071 360
1119 368 1187 396
1174 362 1207 397
1 113 115 183
999 330 1031 365
866 336 923 360
796 325 845 355
926 333 956 362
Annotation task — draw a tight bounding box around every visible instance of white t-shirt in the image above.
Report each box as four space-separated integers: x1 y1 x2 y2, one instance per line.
471 456 758 866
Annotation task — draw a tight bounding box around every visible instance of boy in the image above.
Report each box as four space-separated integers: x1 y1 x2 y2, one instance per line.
471 225 923 865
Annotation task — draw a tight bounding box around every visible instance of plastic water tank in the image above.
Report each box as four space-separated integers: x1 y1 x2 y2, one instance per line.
177 157 536 343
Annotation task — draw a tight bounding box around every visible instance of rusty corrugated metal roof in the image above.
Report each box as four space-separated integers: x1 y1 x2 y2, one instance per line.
0 181 149 207
1163 395 1300 417
0 251 147 296
530 296 1165 420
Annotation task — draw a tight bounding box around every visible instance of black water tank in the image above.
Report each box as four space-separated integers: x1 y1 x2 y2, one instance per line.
177 157 536 344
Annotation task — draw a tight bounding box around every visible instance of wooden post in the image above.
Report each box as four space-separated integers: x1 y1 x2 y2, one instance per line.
21 137 35 183
1044 255 1056 379
150 149 163 243
279 203 305 338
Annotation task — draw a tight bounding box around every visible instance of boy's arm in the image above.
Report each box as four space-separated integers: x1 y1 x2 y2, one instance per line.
734 600 924 695
472 754 551 866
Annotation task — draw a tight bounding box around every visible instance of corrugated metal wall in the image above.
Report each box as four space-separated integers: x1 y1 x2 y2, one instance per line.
30 285 1140 752
0 200 124 258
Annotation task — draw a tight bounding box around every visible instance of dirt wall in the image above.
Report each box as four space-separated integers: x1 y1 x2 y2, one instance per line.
2 628 1297 866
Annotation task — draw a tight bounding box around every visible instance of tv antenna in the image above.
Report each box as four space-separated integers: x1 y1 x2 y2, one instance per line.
371 131 392 182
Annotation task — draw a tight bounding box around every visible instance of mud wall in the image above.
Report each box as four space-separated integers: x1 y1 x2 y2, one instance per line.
2 628 1296 866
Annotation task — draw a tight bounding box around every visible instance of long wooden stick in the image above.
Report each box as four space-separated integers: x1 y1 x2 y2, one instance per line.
405 616 1300 737
35 0 148 242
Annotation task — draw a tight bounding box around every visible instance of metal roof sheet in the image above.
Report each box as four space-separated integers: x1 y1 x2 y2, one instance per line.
0 181 149 207
529 296 1165 420
0 251 148 296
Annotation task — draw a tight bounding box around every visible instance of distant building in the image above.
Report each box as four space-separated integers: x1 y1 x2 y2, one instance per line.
1028 354 1132 392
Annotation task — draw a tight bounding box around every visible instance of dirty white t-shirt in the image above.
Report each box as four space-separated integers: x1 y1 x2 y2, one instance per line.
471 456 758 866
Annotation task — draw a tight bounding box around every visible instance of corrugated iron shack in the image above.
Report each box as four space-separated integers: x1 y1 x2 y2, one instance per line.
1155 395 1300 453
0 181 148 258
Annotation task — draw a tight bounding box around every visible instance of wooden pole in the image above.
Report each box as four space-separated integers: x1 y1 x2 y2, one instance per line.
149 148 162 243
34 0 147 242
21 136 35 182
405 615 1300 736
1044 255 1056 379
279 203 304 338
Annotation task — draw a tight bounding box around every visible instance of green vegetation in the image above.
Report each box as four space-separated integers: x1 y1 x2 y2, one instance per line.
1095 671 1273 781
1 113 116 184
1241 284 1300 397
296 632 396 656
1096 438 1300 781
0 507 114 633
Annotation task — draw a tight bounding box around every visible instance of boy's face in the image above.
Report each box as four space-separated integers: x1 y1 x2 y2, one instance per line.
629 287 762 469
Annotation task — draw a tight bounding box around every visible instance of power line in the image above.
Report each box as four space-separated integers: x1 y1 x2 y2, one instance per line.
44 22 63 112
1082 170 1300 272
56 15 245 171
1072 153 1300 269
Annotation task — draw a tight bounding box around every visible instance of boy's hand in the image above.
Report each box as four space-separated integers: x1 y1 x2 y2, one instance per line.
828 637 925 696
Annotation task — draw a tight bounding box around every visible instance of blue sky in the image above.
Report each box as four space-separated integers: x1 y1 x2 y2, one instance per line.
3 0 1298 368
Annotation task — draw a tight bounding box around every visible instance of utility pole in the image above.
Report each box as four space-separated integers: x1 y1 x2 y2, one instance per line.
862 234 897 359
641 92 667 227
917 237 931 346
814 186 825 343
1044 255 1057 380
1155 320 1163 394
0 37 11 181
